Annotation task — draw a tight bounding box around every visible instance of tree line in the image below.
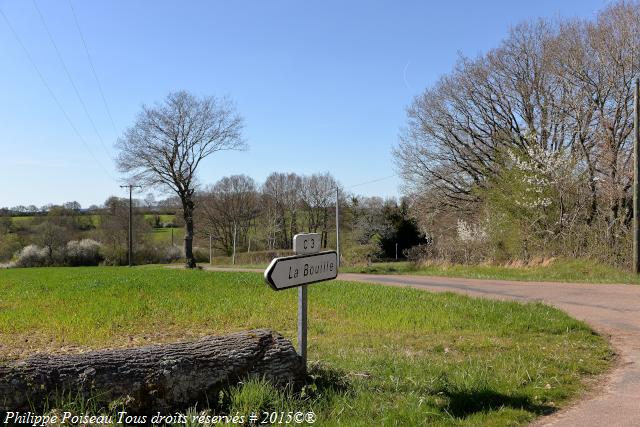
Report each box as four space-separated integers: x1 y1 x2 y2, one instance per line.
0 175 425 267
193 172 425 261
395 1 640 267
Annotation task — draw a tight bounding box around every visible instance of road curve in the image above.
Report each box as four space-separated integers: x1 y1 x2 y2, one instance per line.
338 273 640 427
204 266 640 426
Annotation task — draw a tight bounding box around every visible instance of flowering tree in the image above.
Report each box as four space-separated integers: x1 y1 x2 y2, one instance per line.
481 143 587 259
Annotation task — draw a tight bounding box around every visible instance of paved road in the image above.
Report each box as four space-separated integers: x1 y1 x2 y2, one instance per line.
207 267 640 426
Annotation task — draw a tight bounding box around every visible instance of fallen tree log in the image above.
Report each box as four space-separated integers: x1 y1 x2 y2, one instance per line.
0 329 304 413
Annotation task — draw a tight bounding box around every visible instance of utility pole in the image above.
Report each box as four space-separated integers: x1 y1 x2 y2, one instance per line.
634 77 640 273
120 184 141 267
395 243 398 261
335 187 340 268
209 234 213 265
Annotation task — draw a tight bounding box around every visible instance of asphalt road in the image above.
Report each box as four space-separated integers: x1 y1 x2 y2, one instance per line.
206 266 640 426
338 273 640 427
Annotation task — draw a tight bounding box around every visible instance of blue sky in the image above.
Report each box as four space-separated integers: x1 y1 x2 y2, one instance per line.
0 0 607 207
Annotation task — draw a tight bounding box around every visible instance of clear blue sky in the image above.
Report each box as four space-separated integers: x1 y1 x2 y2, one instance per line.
0 0 607 208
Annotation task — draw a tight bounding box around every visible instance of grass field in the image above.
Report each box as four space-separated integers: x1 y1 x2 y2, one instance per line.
210 257 640 284
149 227 183 244
341 258 640 284
0 267 612 425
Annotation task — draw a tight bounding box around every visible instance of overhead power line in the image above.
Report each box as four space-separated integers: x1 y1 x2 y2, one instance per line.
345 174 396 189
68 0 119 136
32 0 113 159
0 6 114 180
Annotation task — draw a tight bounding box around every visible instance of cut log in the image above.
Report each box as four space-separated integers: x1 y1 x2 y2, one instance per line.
0 329 304 413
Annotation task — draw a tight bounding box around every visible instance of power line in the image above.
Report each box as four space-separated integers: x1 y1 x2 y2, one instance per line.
345 174 396 189
0 6 114 180
68 0 118 136
32 0 113 159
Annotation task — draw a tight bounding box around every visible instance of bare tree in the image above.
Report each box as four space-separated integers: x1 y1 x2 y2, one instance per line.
300 173 338 247
261 173 303 248
34 222 70 265
197 175 260 254
394 1 640 265
98 196 149 266
116 91 245 267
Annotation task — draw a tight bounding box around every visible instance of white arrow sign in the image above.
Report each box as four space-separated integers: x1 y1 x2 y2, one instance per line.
264 251 338 291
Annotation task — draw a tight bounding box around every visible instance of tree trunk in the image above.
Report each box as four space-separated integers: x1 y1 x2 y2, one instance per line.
0 329 304 413
183 197 196 268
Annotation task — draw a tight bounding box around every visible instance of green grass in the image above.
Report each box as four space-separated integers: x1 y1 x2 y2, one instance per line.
0 267 611 425
144 213 175 223
342 258 640 285
149 227 183 244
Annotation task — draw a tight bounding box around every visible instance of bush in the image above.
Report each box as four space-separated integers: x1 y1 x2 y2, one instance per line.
15 245 49 267
403 244 431 263
165 245 183 263
66 239 103 266
192 247 210 263
100 245 128 266
0 233 21 262
342 243 381 265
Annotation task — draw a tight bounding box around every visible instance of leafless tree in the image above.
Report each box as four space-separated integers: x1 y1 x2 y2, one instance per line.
98 196 149 265
116 91 245 267
300 173 338 247
197 175 260 254
34 222 70 264
261 172 303 248
394 1 640 264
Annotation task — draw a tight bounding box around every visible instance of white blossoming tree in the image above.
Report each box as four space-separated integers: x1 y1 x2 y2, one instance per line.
480 139 588 260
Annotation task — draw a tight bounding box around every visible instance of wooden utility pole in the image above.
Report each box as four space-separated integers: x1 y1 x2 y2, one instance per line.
634 78 640 273
120 184 142 267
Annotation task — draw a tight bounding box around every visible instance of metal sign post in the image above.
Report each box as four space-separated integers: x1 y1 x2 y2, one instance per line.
298 285 308 364
264 233 337 367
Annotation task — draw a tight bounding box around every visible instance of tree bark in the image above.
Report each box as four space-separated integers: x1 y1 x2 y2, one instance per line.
0 329 304 413
182 196 196 268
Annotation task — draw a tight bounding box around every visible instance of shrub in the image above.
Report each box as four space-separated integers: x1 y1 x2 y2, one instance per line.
342 243 381 265
403 244 431 263
15 245 49 267
192 247 210 263
165 245 183 263
100 245 128 266
66 239 103 266
0 233 21 262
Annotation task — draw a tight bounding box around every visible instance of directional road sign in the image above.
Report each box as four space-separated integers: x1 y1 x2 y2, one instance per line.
264 250 338 291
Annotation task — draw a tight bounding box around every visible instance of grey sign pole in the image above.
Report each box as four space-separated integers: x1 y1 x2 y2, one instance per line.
298 285 308 366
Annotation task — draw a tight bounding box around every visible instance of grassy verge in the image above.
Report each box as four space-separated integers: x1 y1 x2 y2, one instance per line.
342 258 640 284
0 267 612 425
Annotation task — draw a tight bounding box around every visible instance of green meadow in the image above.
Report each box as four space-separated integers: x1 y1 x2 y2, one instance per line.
343 258 640 285
0 267 612 426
